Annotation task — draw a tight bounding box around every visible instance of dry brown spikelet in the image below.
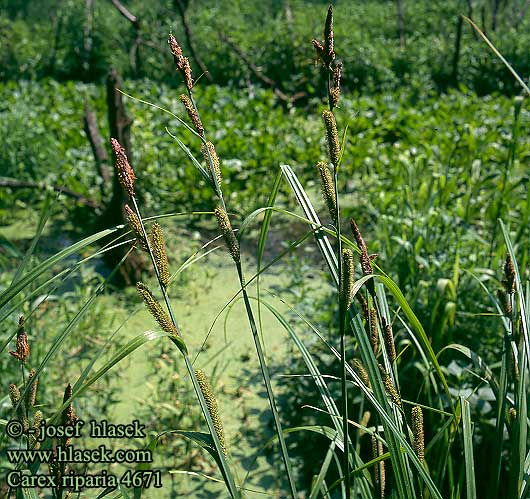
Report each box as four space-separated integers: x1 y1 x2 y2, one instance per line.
503 254 516 294
180 94 204 137
202 142 222 187
215 207 240 263
323 5 335 66
369 308 379 354
9 316 30 364
316 161 337 222
137 283 178 335
350 218 375 297
341 248 355 310
195 369 228 456
381 316 397 363
330 62 343 107
150 223 171 288
322 110 340 166
111 138 136 198
168 33 193 90
412 405 425 463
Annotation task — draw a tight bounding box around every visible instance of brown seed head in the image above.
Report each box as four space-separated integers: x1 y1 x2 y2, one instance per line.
322 110 340 167
136 283 178 335
150 223 170 288
503 254 516 294
168 33 193 90
350 218 375 296
10 316 30 364
180 94 204 137
316 161 337 222
214 207 240 263
195 369 228 456
330 62 343 107
369 308 379 354
341 248 355 310
111 138 136 197
323 5 335 66
381 316 397 363
412 405 425 463
202 142 222 188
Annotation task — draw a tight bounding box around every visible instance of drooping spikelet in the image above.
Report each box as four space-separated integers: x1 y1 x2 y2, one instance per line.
381 316 397 363
202 142 222 187
168 33 193 90
352 358 371 388
136 283 178 335
369 308 379 354
411 405 425 463
311 39 325 65
27 368 38 407
195 369 228 456
316 161 337 222
379 365 401 408
323 5 335 66
29 410 43 449
340 248 355 310
180 94 204 137
502 254 516 294
125 204 147 250
330 62 343 108
322 110 340 167
10 316 30 364
350 218 375 297
150 223 170 288
214 207 240 263
372 435 386 499
111 138 136 198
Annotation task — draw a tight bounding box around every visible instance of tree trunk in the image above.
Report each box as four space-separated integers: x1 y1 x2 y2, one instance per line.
96 68 144 286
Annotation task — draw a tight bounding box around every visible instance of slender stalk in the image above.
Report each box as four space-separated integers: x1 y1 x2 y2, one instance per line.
182 79 298 499
129 197 241 499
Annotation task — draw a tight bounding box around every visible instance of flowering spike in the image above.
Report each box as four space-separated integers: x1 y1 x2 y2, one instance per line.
125 204 147 250
215 207 240 263
150 223 171 288
137 283 178 335
202 142 222 187
412 405 425 463
340 248 355 310
322 110 340 167
316 161 337 222
180 94 204 137
195 369 228 456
